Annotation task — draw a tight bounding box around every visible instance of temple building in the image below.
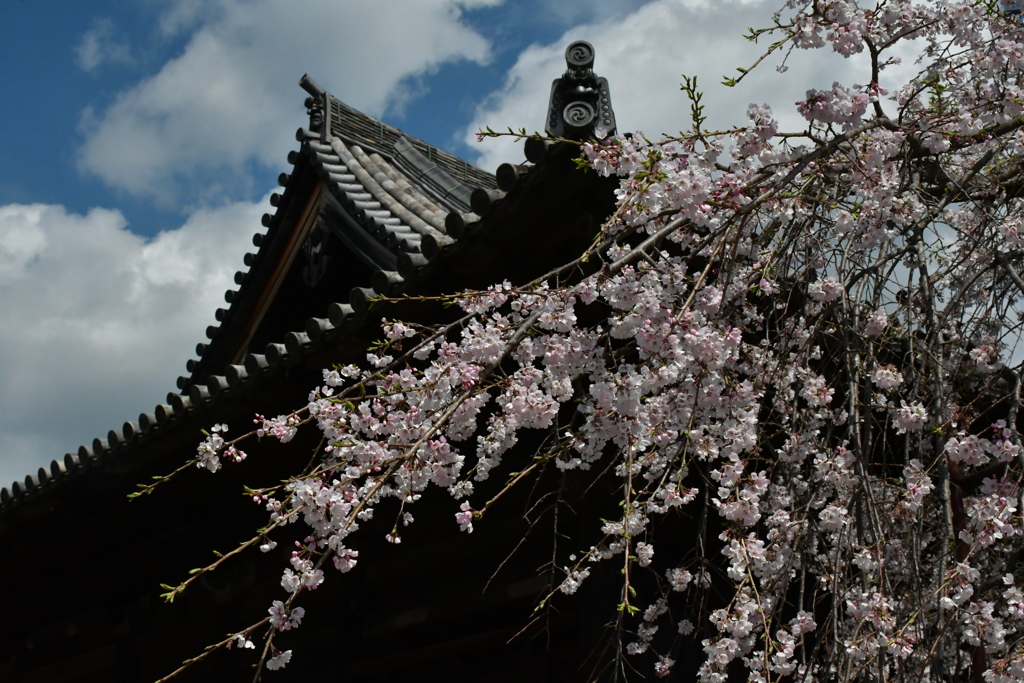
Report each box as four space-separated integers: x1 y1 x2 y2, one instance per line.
0 43 628 682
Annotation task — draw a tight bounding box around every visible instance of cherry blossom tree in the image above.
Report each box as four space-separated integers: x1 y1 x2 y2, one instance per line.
148 0 1024 680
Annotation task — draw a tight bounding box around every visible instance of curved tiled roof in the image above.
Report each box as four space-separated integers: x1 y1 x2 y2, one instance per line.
179 103 495 391
328 95 495 196
1 61 618 515
0 107 543 515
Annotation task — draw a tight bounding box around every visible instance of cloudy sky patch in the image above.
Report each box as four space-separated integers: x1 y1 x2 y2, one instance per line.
75 18 134 73
0 199 261 482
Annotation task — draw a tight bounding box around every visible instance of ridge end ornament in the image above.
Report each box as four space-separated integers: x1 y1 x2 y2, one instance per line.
545 41 616 141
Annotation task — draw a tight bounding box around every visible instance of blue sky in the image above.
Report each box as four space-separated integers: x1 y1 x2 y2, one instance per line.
0 0 872 489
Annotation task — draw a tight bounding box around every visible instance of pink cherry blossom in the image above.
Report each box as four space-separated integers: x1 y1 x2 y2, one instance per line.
165 1 1024 678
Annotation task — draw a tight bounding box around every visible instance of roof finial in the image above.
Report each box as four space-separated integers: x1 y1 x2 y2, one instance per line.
299 74 330 142
544 41 616 141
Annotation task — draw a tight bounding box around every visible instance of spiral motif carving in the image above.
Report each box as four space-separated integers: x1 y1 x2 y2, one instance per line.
563 101 596 130
564 41 595 70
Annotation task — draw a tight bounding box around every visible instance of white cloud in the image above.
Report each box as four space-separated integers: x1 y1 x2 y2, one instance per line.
157 0 211 38
77 0 498 203
0 198 264 489
75 18 133 73
463 0 874 171
524 0 651 27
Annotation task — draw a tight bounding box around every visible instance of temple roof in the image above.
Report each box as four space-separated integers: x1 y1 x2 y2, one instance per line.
0 42 618 516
